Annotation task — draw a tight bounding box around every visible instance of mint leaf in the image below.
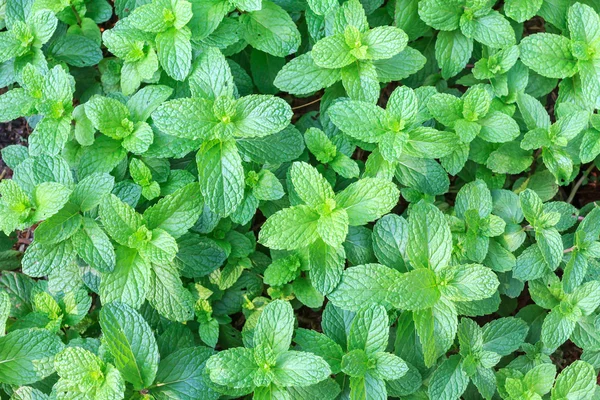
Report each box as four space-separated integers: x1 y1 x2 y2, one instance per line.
0 329 64 385
99 302 159 390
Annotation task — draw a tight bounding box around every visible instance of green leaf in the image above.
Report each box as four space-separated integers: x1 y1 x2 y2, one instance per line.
99 194 144 246
34 202 83 245
520 33 578 79
205 347 257 389
568 2 600 45
99 302 159 390
0 88 35 122
188 0 228 40
551 360 596 400
335 178 399 226
189 46 234 100
438 264 499 302
46 33 102 67
406 200 452 271
478 112 520 143
259 205 320 250
461 10 515 48
395 155 450 195
54 346 105 383
274 53 341 96
372 214 408 271
149 347 219 400
481 317 528 356
197 139 245 217
348 304 389 355
307 0 337 15
233 94 292 138
342 349 369 377
143 183 203 239
272 351 331 387
435 30 473 79
525 363 556 396
505 0 543 22
237 124 305 164
71 172 115 212
328 264 403 310
290 161 334 208
0 291 9 336
307 239 346 295
341 60 380 103
77 136 127 178
373 47 427 83
541 307 576 350
414 297 457 367
327 100 388 143
487 142 533 174
536 228 563 269
31 182 72 222
255 300 294 355
371 352 408 381
362 26 408 60
317 208 349 247
72 217 116 273
312 34 354 69
152 98 218 141
147 262 194 322
156 27 192 81
240 1 301 57
427 355 468 400
455 179 492 219
293 329 344 374
391 268 440 311
85 96 130 138
418 0 463 31
99 246 150 309
0 328 64 385
10 386 49 400
579 129 600 163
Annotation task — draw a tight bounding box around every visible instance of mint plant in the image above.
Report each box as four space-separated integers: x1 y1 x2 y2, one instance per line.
1 0 600 399
295 303 408 399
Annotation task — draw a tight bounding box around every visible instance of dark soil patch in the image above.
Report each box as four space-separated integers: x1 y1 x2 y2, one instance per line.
0 117 30 180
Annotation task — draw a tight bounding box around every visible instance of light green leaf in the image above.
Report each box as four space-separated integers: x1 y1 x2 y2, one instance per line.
406 200 452 271
272 351 331 387
520 33 578 79
435 30 473 79
149 347 219 400
551 360 596 400
290 161 334 208
391 268 440 311
0 328 64 385
99 246 150 309
259 205 320 250
156 27 192 81
255 300 294 355
348 304 389 355
328 264 403 311
240 1 301 57
72 217 116 273
99 302 159 390
427 355 468 400
335 178 399 226
197 139 245 217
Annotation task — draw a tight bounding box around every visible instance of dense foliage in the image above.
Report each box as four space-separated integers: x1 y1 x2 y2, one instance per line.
1 0 600 398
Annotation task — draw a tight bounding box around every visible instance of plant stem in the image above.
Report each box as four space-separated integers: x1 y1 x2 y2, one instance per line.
566 163 595 204
292 97 322 110
71 5 82 25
